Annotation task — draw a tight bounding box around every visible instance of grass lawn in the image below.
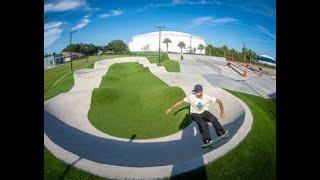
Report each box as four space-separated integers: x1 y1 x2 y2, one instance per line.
44 53 180 101
88 62 190 139
44 54 134 101
146 53 180 72
45 90 275 179
44 148 107 180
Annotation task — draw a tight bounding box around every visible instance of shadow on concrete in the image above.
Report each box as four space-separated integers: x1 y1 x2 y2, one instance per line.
268 92 276 101
60 157 81 180
170 165 208 180
44 109 244 176
130 134 136 142
169 110 245 177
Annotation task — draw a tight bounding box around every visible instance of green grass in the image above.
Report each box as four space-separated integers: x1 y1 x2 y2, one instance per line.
171 90 276 180
88 62 190 139
44 52 274 179
146 53 180 72
44 148 107 180
44 53 180 101
44 90 275 179
44 54 134 101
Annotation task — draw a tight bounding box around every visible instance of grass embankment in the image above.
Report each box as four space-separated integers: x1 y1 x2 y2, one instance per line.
45 90 275 180
88 62 190 139
44 53 180 101
145 53 180 72
44 54 132 101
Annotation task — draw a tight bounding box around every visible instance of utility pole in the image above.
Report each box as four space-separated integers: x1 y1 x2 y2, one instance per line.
69 31 77 71
242 41 246 62
155 26 165 63
190 36 192 54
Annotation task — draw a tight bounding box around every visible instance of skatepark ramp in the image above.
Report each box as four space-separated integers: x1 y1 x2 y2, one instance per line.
196 59 222 73
227 61 248 78
168 53 227 65
244 63 263 77
44 57 253 179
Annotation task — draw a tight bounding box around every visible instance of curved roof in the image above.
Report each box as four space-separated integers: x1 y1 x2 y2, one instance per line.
132 31 204 41
258 54 275 61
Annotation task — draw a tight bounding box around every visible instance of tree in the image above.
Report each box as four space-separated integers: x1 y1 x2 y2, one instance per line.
105 40 129 54
63 44 81 53
162 38 172 53
205 44 214 55
62 43 98 55
197 44 204 54
177 41 186 54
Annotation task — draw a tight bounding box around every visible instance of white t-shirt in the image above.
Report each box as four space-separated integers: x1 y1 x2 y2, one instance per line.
183 93 216 114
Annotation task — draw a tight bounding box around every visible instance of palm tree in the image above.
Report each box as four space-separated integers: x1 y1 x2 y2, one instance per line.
162 38 172 52
206 44 214 55
177 41 186 54
197 44 204 54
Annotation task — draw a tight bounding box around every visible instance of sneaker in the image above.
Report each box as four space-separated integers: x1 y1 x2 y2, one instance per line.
214 130 229 143
201 140 214 148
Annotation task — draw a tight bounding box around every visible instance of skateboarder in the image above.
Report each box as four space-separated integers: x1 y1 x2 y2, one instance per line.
166 84 229 148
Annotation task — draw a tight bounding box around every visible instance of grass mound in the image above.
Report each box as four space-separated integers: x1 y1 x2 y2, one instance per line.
88 62 190 139
146 53 180 72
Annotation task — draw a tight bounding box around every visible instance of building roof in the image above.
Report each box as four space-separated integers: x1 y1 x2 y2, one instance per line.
258 54 275 61
132 31 204 41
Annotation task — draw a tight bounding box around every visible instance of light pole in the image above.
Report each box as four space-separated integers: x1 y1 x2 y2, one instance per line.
69 30 77 71
190 36 192 54
85 45 88 63
155 26 165 63
242 41 246 62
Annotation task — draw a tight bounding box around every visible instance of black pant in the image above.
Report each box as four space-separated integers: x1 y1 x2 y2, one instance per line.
191 110 225 143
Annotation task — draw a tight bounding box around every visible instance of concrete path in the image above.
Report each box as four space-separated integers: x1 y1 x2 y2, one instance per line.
44 57 253 179
168 53 276 98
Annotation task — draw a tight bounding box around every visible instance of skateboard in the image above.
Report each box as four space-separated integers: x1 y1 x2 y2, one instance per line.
201 141 214 149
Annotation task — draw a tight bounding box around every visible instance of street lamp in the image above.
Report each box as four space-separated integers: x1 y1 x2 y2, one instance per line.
242 41 246 62
69 30 77 71
85 45 88 63
155 26 165 63
190 36 192 54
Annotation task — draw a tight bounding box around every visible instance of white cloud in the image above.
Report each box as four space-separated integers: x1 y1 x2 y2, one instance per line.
255 25 275 39
190 16 213 26
44 21 63 48
44 21 63 30
247 38 274 43
137 0 214 12
72 15 90 30
44 0 89 13
98 9 123 18
219 0 275 18
189 16 238 27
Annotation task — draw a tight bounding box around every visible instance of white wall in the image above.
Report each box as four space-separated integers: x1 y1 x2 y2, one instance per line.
129 31 206 54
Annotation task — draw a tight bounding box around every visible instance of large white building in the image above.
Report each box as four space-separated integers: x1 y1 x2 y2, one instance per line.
128 31 206 54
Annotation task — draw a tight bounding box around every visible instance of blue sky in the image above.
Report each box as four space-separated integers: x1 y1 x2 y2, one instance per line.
44 0 276 58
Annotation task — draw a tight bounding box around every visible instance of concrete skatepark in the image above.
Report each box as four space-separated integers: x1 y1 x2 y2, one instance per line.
43 55 276 179
168 53 276 99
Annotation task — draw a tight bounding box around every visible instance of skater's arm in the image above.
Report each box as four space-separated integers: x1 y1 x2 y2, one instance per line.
166 100 184 114
215 98 225 118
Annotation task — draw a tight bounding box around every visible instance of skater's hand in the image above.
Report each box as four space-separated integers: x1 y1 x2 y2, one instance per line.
220 111 225 118
166 108 172 115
